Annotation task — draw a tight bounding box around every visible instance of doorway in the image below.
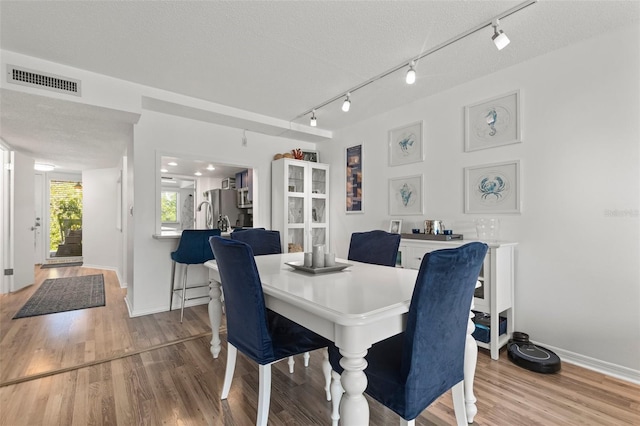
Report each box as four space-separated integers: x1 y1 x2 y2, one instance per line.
47 178 83 260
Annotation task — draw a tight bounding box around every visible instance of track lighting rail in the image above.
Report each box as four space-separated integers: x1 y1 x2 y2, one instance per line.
294 0 537 125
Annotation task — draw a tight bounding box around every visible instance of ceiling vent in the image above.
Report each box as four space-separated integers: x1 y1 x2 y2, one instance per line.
7 65 81 96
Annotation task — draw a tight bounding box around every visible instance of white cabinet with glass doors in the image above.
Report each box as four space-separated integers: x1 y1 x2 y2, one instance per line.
271 158 329 253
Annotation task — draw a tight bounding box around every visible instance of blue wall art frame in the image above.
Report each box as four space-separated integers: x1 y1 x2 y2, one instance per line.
464 90 521 152
389 174 423 215
388 121 424 166
464 160 521 214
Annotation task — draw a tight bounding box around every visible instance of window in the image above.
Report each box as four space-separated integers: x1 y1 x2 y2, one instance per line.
161 190 179 223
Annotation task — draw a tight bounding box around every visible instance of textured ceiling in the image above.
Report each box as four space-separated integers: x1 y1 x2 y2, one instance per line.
1 0 638 171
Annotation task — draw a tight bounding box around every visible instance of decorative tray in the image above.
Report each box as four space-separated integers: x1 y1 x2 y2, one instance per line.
285 261 352 274
400 233 463 241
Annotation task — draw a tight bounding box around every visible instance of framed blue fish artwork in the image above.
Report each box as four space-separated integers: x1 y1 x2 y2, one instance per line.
388 121 424 166
389 175 423 215
464 90 521 152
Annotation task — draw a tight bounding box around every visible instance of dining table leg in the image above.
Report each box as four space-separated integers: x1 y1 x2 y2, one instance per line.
208 278 223 358
338 349 369 426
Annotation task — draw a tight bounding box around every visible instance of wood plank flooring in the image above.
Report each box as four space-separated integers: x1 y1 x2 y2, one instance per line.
1 266 639 425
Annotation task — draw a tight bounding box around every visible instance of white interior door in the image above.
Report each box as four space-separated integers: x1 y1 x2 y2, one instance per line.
34 173 44 264
7 151 35 292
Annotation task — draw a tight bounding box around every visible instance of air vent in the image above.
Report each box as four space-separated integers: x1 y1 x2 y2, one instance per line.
7 65 81 96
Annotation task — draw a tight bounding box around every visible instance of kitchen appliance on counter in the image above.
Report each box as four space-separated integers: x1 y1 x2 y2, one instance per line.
204 189 242 230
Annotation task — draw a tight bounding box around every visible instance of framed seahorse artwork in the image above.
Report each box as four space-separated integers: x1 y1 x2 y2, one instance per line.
389 174 423 215
464 90 521 152
464 160 521 214
388 121 424 166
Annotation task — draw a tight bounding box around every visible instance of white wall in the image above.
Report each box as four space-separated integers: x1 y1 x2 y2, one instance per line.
82 167 124 281
322 24 640 377
128 109 316 316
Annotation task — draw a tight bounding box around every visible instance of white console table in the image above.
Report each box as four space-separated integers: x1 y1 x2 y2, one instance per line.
398 236 517 360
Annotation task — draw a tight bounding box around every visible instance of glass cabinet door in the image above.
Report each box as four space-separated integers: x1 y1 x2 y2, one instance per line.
288 164 305 193
311 167 326 195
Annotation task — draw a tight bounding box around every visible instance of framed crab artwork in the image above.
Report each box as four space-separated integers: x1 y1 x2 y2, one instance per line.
388 121 424 166
465 160 521 214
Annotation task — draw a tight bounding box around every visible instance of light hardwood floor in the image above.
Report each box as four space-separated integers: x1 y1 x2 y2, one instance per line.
1 266 638 425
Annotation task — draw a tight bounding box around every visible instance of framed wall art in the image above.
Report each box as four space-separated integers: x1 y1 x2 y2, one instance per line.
389 174 423 215
464 90 521 152
464 160 521 214
302 150 319 162
346 144 363 213
388 121 424 166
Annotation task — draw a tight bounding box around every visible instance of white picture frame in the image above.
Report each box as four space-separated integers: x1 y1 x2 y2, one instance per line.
389 121 424 166
389 174 423 215
302 150 319 162
464 90 521 152
464 160 521 214
389 219 402 234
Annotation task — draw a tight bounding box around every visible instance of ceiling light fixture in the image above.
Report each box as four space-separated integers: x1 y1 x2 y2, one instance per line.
293 0 536 124
405 60 416 84
167 161 178 166
492 19 510 50
34 163 55 171
310 110 317 127
206 165 216 171
342 93 351 112
160 168 168 173
194 172 202 176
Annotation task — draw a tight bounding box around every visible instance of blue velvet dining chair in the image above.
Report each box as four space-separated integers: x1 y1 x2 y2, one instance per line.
230 228 281 256
209 236 330 426
348 230 401 267
169 229 221 323
328 242 488 426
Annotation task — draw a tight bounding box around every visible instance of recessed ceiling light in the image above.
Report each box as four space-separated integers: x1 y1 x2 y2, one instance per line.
206 165 216 171
194 172 202 176
34 163 55 171
167 161 178 166
160 168 168 173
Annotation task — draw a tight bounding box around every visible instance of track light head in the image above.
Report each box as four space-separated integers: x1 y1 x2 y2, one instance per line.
310 110 317 127
342 93 351 112
406 60 416 84
492 19 510 50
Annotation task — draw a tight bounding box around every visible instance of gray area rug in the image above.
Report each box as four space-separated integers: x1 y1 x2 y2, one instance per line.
13 274 105 319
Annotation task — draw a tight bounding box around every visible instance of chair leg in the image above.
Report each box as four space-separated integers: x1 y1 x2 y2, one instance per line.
221 344 237 399
304 351 310 367
400 419 415 426
169 261 177 311
322 348 331 401
180 264 189 323
330 370 344 426
257 364 272 426
451 380 467 426
288 356 295 374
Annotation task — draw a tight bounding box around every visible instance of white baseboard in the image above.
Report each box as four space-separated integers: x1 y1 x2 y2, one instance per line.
126 295 208 318
82 264 126 288
532 340 640 385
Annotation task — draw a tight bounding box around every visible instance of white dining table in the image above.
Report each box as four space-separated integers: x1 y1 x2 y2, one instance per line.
205 252 478 425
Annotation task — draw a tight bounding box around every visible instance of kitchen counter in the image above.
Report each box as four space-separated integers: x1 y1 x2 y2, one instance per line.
152 230 232 239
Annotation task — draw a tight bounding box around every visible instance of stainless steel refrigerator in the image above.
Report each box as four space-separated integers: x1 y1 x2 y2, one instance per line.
206 189 241 229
